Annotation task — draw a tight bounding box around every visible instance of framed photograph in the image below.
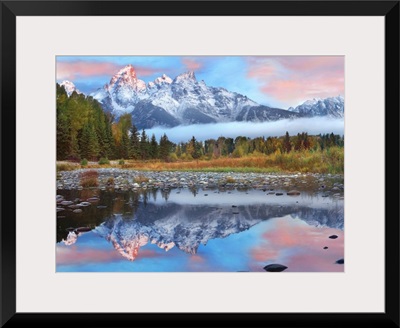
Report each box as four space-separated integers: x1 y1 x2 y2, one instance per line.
1 0 399 327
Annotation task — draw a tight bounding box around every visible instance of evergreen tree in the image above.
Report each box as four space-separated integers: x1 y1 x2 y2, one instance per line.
294 133 303 151
104 114 116 158
216 137 227 156
303 132 311 150
187 136 202 159
149 134 159 159
139 129 149 160
225 137 235 154
283 131 292 153
193 140 203 159
56 107 71 160
93 103 109 158
175 143 182 158
129 124 140 159
159 133 170 161
79 123 99 160
120 131 130 159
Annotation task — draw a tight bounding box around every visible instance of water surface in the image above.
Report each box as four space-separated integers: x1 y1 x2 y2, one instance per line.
56 188 344 272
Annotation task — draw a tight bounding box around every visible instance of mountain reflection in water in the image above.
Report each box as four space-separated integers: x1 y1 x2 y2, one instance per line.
93 201 343 260
56 189 344 272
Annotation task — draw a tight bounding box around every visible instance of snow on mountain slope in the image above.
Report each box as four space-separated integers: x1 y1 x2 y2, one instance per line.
90 65 301 128
289 96 344 118
91 64 147 115
60 80 81 96
88 65 343 128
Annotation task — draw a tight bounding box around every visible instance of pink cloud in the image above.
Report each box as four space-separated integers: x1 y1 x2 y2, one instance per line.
276 56 343 72
247 57 277 78
189 254 204 263
251 248 278 262
246 56 344 107
250 217 344 272
56 245 163 265
182 58 203 71
136 249 164 259
57 61 121 80
56 246 122 265
57 61 162 81
135 67 164 77
187 253 212 271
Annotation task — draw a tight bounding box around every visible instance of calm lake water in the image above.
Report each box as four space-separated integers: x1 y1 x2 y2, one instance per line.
56 188 344 272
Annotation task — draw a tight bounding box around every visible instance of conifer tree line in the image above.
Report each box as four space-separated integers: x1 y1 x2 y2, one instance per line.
57 84 344 162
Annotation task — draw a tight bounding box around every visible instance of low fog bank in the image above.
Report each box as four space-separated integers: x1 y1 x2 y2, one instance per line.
145 117 344 143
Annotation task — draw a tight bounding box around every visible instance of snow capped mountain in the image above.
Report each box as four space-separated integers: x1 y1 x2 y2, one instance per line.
88 65 344 128
90 65 300 128
60 80 80 96
154 73 173 86
93 202 344 261
91 64 148 116
289 96 344 118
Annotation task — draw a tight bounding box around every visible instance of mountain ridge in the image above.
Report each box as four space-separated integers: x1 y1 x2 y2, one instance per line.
288 96 344 118
88 65 301 128
59 65 344 129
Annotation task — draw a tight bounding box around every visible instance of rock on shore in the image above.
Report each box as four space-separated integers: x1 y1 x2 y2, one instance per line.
56 168 344 194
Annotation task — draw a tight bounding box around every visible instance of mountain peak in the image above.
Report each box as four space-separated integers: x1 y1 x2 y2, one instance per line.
107 65 147 100
174 71 197 83
111 64 137 83
289 96 344 118
60 80 80 96
154 74 173 86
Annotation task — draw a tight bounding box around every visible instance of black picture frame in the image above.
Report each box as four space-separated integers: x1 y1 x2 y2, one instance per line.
1 1 399 327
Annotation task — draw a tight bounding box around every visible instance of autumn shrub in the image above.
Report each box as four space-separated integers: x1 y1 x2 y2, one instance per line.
80 170 99 188
225 176 236 184
134 174 149 184
168 153 178 162
98 157 110 165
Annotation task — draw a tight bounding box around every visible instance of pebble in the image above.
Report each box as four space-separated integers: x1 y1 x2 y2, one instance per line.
56 169 344 197
60 200 73 206
75 227 91 233
263 264 288 272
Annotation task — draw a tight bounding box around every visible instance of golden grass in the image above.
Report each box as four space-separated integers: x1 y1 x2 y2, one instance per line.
57 147 344 174
56 162 79 172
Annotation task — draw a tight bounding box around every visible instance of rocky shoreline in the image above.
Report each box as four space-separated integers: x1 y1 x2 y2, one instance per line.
57 168 344 195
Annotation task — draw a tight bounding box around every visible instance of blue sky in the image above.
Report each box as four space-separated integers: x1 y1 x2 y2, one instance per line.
57 56 344 109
